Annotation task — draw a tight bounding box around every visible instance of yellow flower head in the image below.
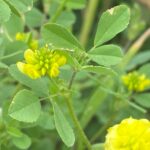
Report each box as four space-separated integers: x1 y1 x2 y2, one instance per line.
122 71 150 92
105 117 150 150
17 47 67 79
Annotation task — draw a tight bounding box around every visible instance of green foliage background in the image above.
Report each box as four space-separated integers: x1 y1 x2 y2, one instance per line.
0 0 150 150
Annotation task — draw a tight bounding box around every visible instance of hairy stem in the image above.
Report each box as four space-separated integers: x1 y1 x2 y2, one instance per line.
50 0 69 23
66 71 92 149
79 0 99 47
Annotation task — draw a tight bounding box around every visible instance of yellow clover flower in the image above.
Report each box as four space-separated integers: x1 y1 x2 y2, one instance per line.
17 47 66 79
122 71 150 92
105 117 150 150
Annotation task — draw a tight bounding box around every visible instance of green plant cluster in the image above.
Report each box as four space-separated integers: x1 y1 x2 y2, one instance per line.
0 0 150 150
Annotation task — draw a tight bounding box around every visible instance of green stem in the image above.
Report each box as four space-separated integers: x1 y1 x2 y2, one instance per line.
127 101 147 113
79 0 99 47
39 94 59 101
65 95 92 150
119 94 147 113
0 51 23 60
50 0 69 23
68 71 76 89
119 28 150 68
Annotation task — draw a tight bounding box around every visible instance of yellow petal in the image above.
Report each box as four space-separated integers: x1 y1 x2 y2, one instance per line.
57 56 67 66
105 118 150 150
41 68 46 75
49 63 59 77
24 49 37 64
15 32 25 41
24 64 41 79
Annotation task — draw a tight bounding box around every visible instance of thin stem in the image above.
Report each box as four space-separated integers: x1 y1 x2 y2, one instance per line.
39 94 59 101
65 95 92 150
119 94 147 113
67 70 91 149
79 0 99 47
0 51 23 60
120 28 150 68
50 0 69 23
68 71 76 89
127 101 147 113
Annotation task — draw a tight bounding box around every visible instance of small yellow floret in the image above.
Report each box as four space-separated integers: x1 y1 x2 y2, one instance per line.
24 49 37 64
105 117 150 150
122 71 150 92
29 40 38 50
49 63 59 77
16 32 39 50
17 62 40 79
15 32 26 41
57 56 67 66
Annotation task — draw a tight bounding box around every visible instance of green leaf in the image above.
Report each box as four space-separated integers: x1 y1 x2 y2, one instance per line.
133 93 150 108
41 23 83 51
1 41 27 65
12 133 31 149
9 64 49 97
7 0 33 13
94 5 130 46
9 89 41 123
7 127 23 138
92 143 104 150
49 4 76 28
127 3 145 40
0 0 11 23
52 101 75 147
3 14 24 38
66 0 86 9
0 62 8 69
81 65 116 76
88 45 123 66
55 0 86 9
138 63 150 78
56 11 76 28
4 0 21 17
127 51 150 70
37 112 55 130
31 139 55 150
25 8 44 28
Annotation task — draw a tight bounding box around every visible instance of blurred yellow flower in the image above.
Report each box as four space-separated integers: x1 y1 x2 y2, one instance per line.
105 117 150 150
17 47 66 79
122 71 150 92
15 32 38 50
15 32 26 41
